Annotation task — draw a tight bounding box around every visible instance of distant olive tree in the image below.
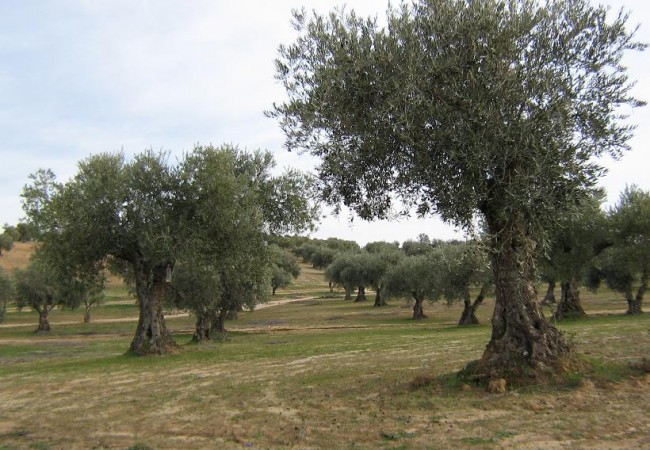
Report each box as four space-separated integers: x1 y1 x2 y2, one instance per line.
270 244 301 295
384 254 445 320
590 187 650 315
541 192 609 320
14 254 59 332
436 242 492 326
0 268 13 323
0 231 14 256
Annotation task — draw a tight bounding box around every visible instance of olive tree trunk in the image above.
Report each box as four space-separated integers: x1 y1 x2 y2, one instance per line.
35 304 53 333
212 308 228 334
374 286 387 307
553 277 587 320
355 286 367 302
477 214 570 381
458 287 485 326
129 260 176 355
627 271 646 315
412 293 427 320
542 281 556 306
192 313 211 342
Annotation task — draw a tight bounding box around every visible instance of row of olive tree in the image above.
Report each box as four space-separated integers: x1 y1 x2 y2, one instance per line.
322 240 491 323
18 145 318 352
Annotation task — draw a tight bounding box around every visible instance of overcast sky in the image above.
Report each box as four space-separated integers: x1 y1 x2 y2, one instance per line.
1 0 648 246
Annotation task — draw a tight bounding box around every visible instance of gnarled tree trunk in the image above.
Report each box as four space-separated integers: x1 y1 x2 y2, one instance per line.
542 280 556 306
35 303 53 333
344 287 352 300
458 287 485 326
129 260 176 355
374 286 387 307
192 312 211 342
412 293 427 320
553 277 587 320
476 212 570 381
212 308 227 334
627 271 646 315
83 296 93 324
355 286 367 302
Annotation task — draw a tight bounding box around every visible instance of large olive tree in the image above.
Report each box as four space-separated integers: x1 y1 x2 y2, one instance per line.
270 0 644 380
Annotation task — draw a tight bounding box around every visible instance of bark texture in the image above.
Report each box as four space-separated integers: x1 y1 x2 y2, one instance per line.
627 272 646 315
458 288 485 326
129 260 176 355
212 309 227 334
354 286 367 302
553 278 587 320
36 306 52 333
373 287 387 307
83 304 92 323
476 212 570 381
542 281 556 306
412 294 427 320
192 314 211 342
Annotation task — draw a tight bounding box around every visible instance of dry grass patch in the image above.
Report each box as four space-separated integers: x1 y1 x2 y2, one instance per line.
0 267 649 449
0 241 35 272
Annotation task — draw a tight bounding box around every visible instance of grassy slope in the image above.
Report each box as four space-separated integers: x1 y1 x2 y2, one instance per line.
0 242 35 272
0 261 649 449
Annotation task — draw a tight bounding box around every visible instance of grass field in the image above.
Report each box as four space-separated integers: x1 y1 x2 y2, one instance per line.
0 249 649 449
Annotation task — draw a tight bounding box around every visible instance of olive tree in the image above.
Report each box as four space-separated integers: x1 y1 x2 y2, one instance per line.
541 192 609 320
384 253 444 319
13 248 92 332
364 243 404 306
436 242 492 326
0 232 13 256
0 268 13 323
270 0 644 380
172 146 316 341
592 186 650 314
324 252 357 300
269 244 301 295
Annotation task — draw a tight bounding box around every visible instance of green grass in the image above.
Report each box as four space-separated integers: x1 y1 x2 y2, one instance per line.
0 264 649 449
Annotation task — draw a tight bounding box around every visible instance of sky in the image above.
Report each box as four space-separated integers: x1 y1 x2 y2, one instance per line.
0 0 648 246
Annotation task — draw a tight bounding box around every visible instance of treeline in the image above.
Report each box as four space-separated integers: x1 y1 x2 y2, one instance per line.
278 186 650 325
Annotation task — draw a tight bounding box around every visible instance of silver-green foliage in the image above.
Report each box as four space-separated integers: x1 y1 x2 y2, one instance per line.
271 0 644 239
